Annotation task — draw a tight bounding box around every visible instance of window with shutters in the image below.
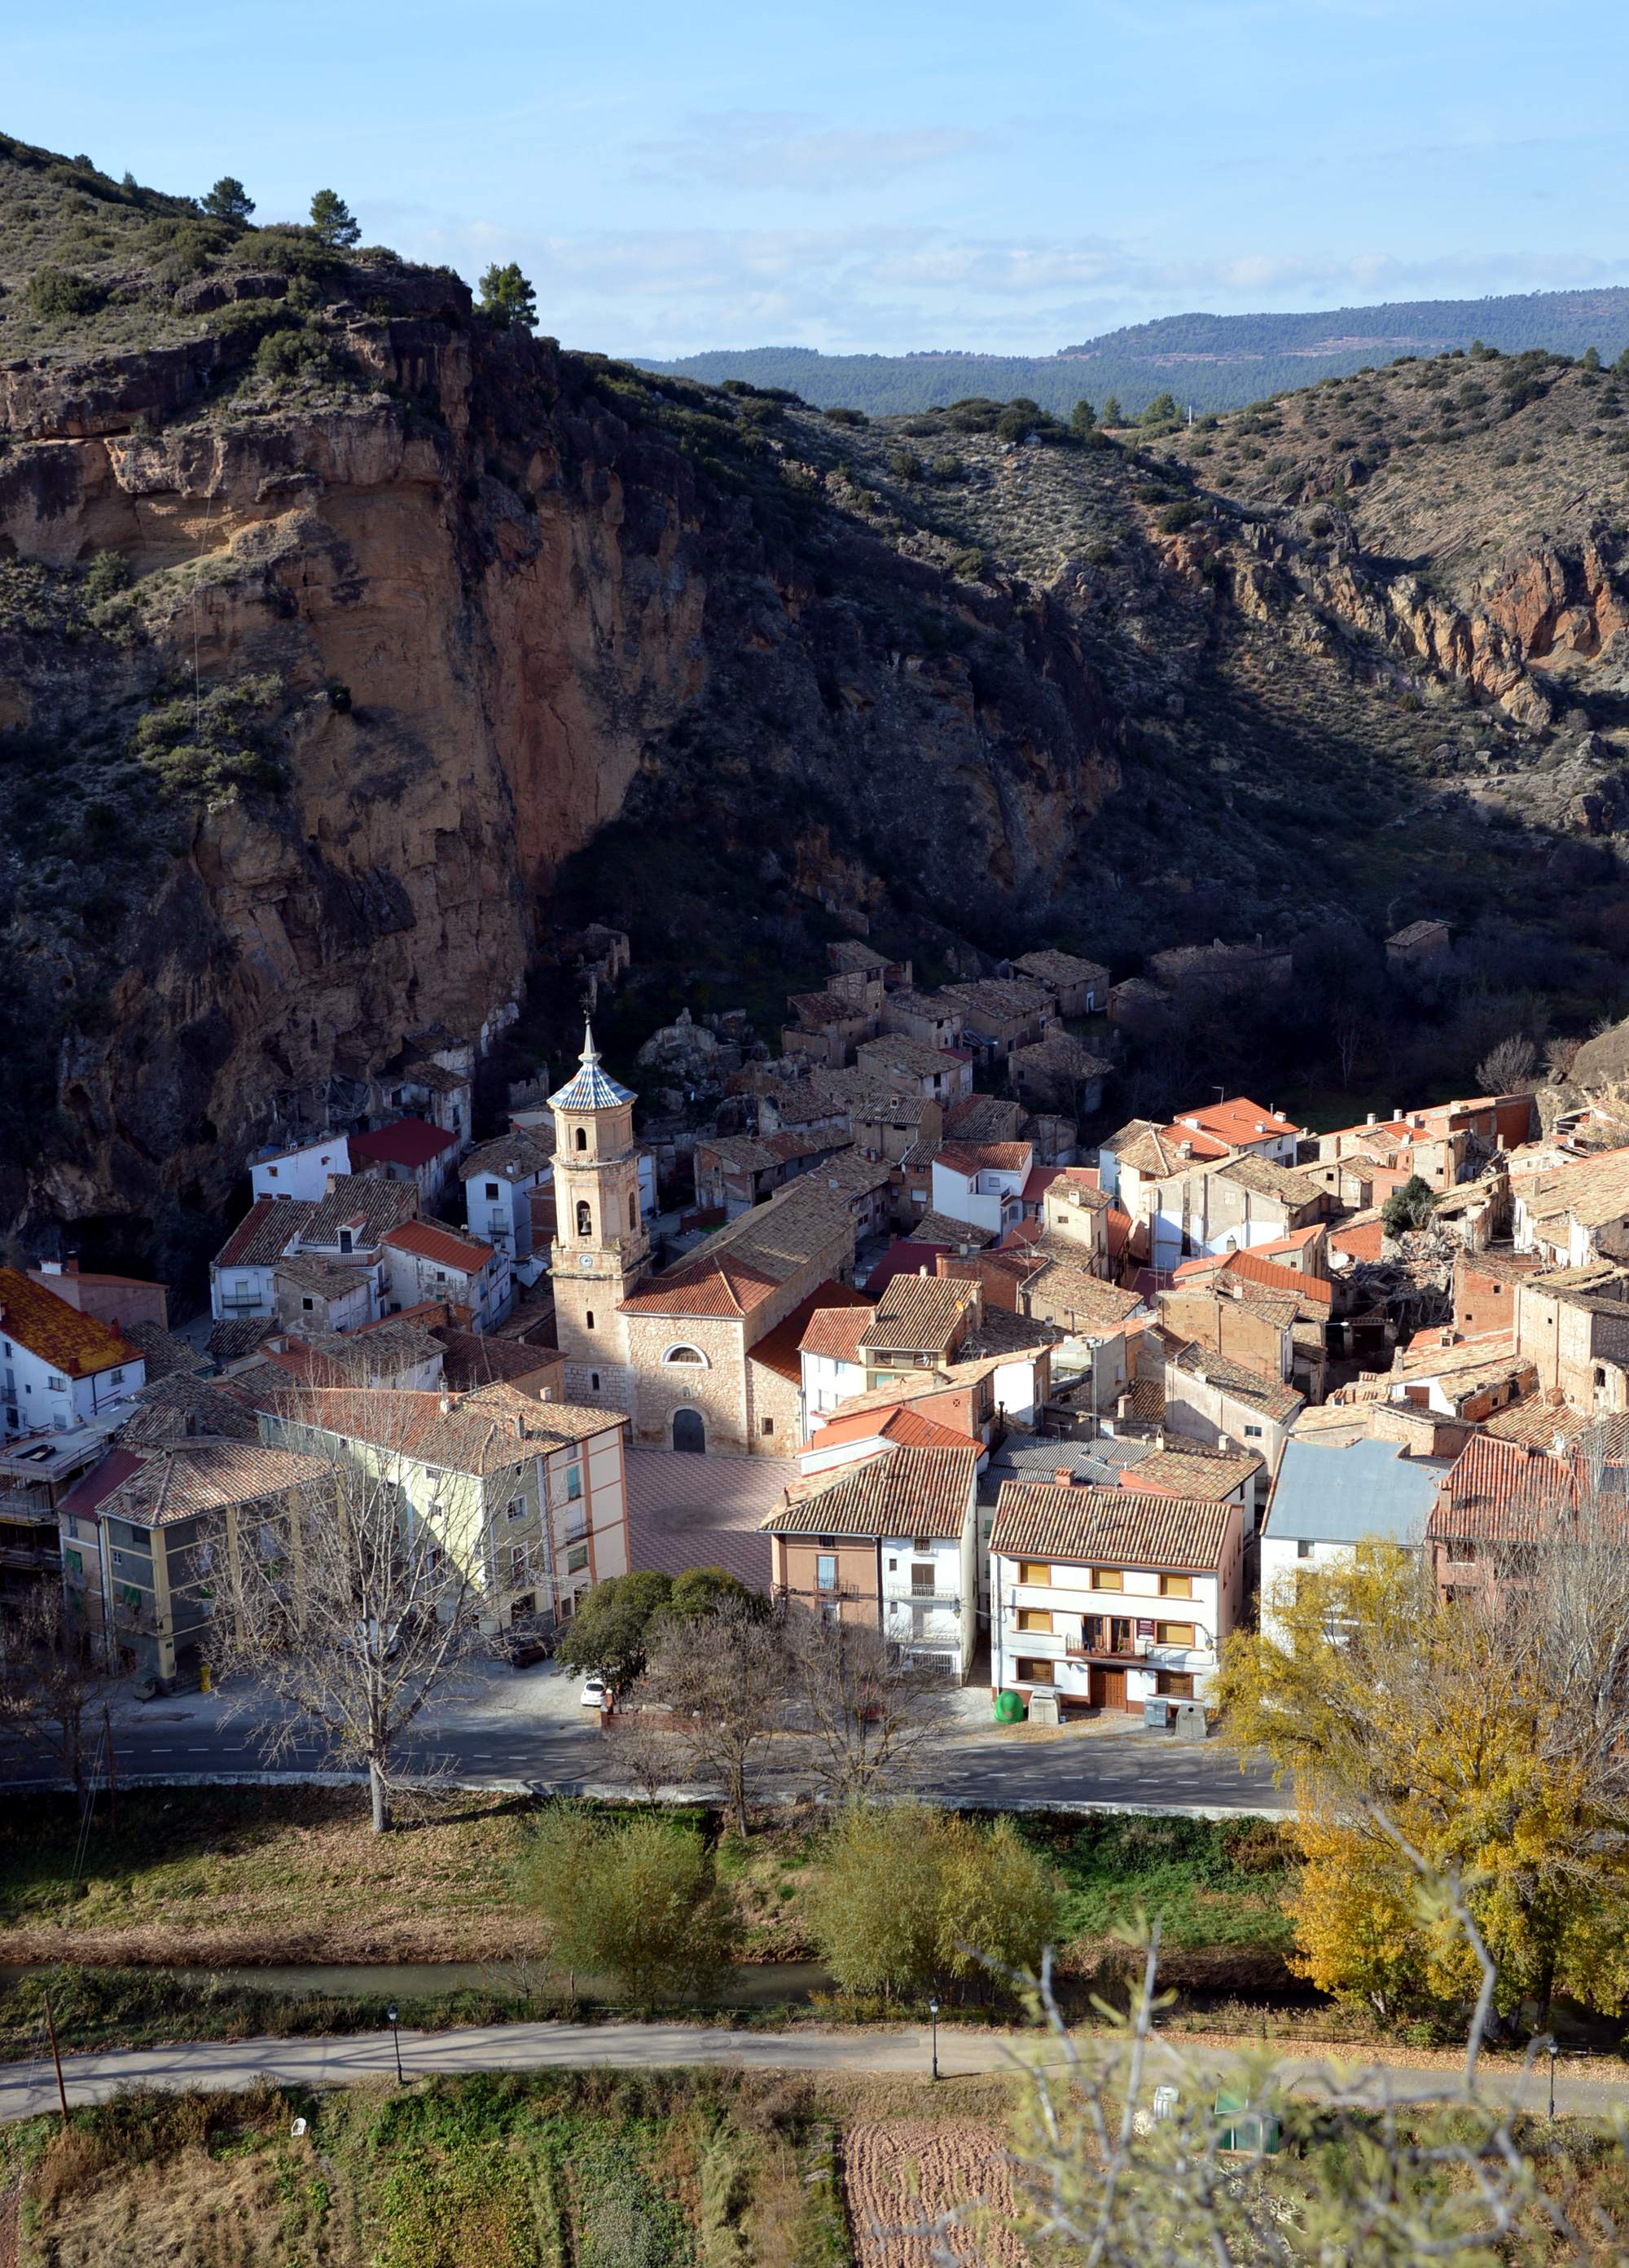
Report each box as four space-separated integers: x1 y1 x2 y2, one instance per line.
1091 1567 1124 1591
1158 1572 1192 1598
1016 1656 1051 1684
1016 1607 1052 1634
1156 1621 1196 1647
1017 1560 1050 1587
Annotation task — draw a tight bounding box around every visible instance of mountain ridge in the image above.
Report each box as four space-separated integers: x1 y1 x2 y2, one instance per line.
642 287 1629 418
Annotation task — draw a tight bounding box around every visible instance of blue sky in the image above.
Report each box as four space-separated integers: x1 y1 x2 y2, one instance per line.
10 1 1629 357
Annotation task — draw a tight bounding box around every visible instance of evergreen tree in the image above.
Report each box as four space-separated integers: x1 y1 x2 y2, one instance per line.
477 261 538 330
1101 393 1124 426
202 177 254 223
1069 398 1097 434
309 189 360 248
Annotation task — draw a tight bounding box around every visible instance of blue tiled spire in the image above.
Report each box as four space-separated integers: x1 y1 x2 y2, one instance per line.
547 1022 635 1112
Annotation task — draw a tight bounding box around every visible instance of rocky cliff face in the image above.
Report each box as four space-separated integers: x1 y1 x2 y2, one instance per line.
0 253 1126 1270
11 143 1629 1277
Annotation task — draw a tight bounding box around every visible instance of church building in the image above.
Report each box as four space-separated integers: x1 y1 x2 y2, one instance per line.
549 1028 860 1454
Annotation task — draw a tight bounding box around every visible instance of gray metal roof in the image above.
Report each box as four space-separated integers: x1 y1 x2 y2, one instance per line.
979 1432 1153 1503
1263 1436 1447 1545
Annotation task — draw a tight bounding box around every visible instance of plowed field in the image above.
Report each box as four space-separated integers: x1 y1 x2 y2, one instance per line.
843 2117 1027 2266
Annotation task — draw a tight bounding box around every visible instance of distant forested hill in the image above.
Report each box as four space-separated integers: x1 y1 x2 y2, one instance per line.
640 288 1629 418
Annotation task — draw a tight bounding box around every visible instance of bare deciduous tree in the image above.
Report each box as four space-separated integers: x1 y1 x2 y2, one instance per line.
640 1595 790 1833
215 1416 483 1832
0 1583 116 1800
783 1606 955 1802
603 1707 683 1807
1475 1031 1538 1094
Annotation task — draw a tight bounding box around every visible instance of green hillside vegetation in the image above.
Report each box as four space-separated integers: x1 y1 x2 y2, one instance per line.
0 2068 920 2268
0 126 412 363
639 285 1629 419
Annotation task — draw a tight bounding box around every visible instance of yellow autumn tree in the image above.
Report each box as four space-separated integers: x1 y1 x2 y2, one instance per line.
1216 1536 1629 2028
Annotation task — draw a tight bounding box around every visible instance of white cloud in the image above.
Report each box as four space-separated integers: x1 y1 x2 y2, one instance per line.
630 111 990 193
393 211 1629 359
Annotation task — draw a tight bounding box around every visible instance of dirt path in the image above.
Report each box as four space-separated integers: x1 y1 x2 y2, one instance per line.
1 2018 1623 2127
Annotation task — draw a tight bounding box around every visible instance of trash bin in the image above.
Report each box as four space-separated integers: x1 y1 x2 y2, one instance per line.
1028 1690 1060 1726
1143 1696 1173 1732
1174 1699 1209 1743
995 1688 1025 1725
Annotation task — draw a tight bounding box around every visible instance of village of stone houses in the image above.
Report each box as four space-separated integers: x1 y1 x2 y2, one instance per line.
5 914 1626 1761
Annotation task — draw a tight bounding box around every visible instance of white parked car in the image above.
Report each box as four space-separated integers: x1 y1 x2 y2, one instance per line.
579 1675 608 1710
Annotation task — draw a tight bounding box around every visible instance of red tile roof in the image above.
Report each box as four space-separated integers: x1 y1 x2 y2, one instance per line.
765 1443 977 1539
1170 1097 1302 1146
749 1281 873 1382
1172 1249 1334 1308
936 1141 1034 1176
620 1252 781 1318
1428 1435 1582 1544
798 1302 878 1364
59 1447 146 1521
1020 1165 1063 1206
350 1119 458 1170
381 1219 494 1272
990 1482 1232 1568
213 1197 311 1271
0 1269 142 1379
807 1402 984 1455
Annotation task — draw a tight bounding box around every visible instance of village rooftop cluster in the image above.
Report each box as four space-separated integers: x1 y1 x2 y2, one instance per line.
3 920 1622 1728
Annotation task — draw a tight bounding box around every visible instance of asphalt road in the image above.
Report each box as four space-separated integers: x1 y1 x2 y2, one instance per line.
1 2016 1618 2125
16 1690 1285 1816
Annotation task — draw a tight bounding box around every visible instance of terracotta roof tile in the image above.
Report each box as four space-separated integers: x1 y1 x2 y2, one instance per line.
806 1404 984 1455
936 1141 1034 1176
748 1281 872 1382
762 1442 976 1538
619 1179 854 1320
798 1303 877 1365
0 1269 142 1379
382 1219 494 1273
990 1482 1231 1568
213 1197 313 1271
302 1176 419 1250
859 1277 975 1354
1127 1444 1263 1500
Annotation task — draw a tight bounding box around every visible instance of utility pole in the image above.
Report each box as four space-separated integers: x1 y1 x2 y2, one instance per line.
103 1703 117 1834
43 1987 69 2121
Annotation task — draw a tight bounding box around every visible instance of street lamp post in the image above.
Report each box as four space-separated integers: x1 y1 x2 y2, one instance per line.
387 2004 403 2087
929 1997 940 2083
1548 2037 1558 2121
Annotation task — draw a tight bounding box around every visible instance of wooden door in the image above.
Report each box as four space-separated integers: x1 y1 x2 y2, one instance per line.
1091 1666 1127 1711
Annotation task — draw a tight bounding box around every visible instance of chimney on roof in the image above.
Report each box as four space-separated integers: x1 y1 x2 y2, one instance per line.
1367 1113 1376 1127
511 1413 526 1439
1055 1466 1076 1486
438 1393 453 1416
39 1259 63 1276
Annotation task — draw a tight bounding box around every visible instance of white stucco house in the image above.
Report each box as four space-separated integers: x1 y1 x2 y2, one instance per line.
989 1479 1245 1714
0 1269 147 1438
929 1141 1035 1240
249 1132 353 1204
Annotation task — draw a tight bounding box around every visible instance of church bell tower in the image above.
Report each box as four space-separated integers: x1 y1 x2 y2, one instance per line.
547 1025 649 1400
